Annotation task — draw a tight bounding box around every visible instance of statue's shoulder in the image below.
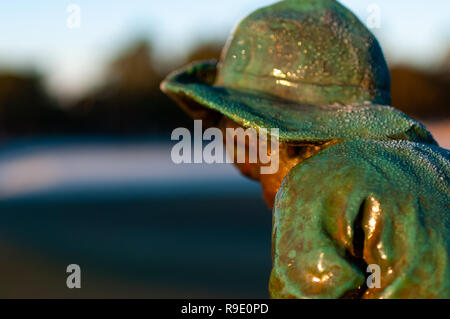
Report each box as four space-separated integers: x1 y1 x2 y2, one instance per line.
287 138 449 181
275 139 449 214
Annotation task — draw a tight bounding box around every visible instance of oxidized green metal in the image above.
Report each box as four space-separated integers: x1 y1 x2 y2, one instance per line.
217 0 391 107
271 140 449 298
161 0 450 298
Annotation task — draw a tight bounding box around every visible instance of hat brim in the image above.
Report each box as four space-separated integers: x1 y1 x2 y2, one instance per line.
161 60 432 143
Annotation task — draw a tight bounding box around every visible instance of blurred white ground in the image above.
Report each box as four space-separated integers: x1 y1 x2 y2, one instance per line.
0 140 257 200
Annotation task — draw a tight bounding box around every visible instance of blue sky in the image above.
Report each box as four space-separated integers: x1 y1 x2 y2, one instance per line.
0 0 449 98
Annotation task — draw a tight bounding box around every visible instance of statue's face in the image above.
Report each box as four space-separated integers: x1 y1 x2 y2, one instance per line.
218 117 323 208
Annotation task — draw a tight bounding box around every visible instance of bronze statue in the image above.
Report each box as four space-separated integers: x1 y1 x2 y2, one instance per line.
161 0 449 298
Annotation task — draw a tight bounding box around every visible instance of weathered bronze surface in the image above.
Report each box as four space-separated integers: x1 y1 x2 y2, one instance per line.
161 0 449 298
270 140 449 298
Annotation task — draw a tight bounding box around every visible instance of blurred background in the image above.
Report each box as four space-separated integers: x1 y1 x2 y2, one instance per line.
0 0 448 298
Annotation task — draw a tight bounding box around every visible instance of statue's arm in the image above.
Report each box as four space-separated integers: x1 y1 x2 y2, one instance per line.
270 140 449 299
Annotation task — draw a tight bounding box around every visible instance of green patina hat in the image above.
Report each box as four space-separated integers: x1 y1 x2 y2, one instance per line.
161 0 434 143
